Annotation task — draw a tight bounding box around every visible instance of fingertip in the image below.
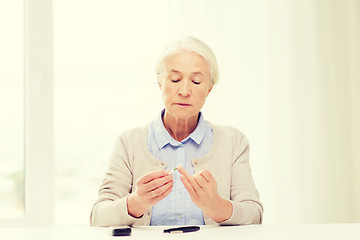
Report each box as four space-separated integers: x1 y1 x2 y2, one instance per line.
177 165 185 173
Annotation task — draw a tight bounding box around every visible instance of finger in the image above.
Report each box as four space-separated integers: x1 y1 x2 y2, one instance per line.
150 180 173 198
199 169 213 183
194 174 209 190
154 184 173 202
180 174 198 197
145 175 173 192
177 166 192 179
138 170 169 184
177 166 202 193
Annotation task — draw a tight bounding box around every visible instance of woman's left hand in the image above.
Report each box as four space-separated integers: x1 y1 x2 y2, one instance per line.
177 166 233 223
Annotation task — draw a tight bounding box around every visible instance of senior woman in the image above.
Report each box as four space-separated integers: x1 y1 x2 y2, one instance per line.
90 37 263 226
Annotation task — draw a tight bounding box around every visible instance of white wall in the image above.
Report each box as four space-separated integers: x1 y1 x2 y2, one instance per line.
52 0 360 225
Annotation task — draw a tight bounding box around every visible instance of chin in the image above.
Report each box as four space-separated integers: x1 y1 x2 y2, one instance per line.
173 111 199 120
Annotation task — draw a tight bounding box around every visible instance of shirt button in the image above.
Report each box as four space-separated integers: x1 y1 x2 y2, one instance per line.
179 214 183 219
179 143 184 148
161 162 166 167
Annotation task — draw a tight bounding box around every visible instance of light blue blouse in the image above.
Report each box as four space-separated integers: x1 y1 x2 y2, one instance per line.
147 110 213 226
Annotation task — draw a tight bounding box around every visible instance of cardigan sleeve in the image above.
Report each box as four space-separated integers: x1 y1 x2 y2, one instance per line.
220 131 263 225
90 135 140 226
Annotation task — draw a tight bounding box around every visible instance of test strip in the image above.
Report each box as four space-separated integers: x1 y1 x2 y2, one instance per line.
169 164 182 175
169 167 177 175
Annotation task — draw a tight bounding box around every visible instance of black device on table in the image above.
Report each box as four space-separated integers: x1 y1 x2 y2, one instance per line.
111 225 200 236
164 226 200 233
111 226 132 236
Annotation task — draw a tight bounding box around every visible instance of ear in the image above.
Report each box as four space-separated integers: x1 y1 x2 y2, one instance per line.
207 83 213 96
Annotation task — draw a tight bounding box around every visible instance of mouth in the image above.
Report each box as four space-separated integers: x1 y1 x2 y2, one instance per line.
175 103 191 107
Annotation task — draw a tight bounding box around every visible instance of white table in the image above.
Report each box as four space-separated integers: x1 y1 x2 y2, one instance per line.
0 224 359 240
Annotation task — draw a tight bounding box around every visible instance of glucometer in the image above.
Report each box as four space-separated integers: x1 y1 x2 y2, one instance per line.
110 226 132 236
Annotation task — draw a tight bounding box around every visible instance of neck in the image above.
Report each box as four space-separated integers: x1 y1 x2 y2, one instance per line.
163 111 199 142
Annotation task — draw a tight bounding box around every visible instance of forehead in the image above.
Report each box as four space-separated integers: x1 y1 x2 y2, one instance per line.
166 51 210 75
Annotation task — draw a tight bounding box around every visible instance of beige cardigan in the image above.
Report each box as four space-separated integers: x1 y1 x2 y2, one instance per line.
90 123 263 226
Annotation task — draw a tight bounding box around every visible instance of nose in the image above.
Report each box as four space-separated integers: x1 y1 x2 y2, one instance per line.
178 79 191 96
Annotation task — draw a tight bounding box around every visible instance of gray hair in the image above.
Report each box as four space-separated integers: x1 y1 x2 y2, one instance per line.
156 37 219 86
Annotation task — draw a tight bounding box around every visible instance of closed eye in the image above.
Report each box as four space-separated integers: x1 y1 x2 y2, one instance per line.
168 70 182 83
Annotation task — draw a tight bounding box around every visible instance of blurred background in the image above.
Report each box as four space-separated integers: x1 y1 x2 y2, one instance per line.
1 0 359 226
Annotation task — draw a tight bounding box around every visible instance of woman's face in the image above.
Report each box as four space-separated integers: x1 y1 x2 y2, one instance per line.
159 51 213 121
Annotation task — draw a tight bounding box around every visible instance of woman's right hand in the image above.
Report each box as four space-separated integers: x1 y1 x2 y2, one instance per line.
127 170 173 218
